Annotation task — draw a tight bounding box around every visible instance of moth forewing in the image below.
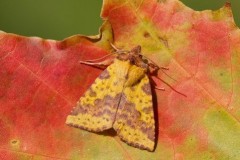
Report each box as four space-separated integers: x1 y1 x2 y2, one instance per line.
66 60 130 132
113 65 155 151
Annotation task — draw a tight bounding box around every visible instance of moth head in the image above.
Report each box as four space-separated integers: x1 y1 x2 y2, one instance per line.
113 44 149 69
128 46 149 69
128 45 143 60
130 45 141 55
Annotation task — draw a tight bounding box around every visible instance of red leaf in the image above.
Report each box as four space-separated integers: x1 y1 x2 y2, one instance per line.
1 0 240 159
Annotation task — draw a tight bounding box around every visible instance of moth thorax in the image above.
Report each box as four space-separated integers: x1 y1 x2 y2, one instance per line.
124 65 146 87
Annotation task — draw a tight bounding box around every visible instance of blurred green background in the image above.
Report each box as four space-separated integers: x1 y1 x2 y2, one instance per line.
0 0 239 40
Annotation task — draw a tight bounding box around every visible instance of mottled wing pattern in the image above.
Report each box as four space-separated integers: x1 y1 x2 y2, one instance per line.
66 59 131 132
113 65 155 151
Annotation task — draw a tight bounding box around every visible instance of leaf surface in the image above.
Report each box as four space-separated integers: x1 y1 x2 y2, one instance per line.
1 0 240 159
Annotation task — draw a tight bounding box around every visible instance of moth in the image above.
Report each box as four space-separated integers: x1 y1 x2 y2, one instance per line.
66 45 165 151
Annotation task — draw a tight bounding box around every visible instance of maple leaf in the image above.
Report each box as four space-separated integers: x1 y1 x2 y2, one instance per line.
1 0 240 159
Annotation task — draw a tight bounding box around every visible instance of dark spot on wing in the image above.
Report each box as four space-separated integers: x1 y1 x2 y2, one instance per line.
89 89 97 97
99 69 110 79
142 107 152 114
142 83 151 95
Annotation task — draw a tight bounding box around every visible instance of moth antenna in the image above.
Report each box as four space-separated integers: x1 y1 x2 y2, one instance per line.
156 69 177 82
83 52 115 62
110 43 130 54
110 43 120 51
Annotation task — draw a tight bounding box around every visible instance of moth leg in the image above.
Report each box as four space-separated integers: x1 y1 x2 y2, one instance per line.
148 63 177 83
79 58 114 68
149 78 165 91
153 76 187 97
155 86 165 91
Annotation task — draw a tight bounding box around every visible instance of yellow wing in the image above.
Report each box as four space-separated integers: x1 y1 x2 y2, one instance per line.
66 59 131 132
113 65 155 151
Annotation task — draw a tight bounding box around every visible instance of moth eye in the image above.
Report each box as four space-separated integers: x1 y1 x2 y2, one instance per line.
143 59 148 63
